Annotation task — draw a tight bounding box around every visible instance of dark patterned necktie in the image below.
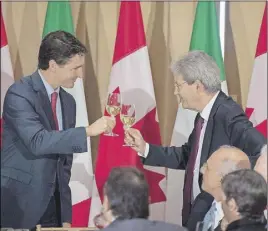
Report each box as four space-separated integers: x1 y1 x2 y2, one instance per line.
182 114 204 225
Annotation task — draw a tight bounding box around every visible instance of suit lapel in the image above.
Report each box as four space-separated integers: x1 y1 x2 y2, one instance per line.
200 117 214 166
200 91 227 166
31 71 56 130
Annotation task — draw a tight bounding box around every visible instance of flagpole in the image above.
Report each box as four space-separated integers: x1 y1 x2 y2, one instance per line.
219 1 226 60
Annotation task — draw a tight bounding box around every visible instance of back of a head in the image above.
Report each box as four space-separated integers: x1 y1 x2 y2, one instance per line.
38 30 87 70
103 219 186 231
221 169 267 219
254 145 267 182
104 167 149 220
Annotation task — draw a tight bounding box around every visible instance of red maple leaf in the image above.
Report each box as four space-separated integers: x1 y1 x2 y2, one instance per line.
246 107 267 138
143 168 166 203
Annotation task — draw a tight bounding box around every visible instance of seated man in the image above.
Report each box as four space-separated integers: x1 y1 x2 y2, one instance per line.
99 167 186 231
220 169 267 231
186 145 251 231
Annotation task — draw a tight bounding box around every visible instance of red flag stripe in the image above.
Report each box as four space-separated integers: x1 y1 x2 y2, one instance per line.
255 2 267 58
112 1 146 65
0 3 7 48
72 198 91 227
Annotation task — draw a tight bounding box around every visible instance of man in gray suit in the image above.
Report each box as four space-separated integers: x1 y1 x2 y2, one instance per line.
98 167 186 231
1 31 115 229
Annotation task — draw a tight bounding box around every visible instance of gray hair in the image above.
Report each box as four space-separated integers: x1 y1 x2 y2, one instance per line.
170 50 221 93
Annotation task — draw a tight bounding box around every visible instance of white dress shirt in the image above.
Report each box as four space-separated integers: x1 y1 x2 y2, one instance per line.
192 91 219 200
139 91 220 201
203 200 224 230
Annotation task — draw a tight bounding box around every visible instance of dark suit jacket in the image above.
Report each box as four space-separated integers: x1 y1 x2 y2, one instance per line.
101 218 187 231
186 191 214 231
1 71 88 229
225 217 267 231
141 91 266 224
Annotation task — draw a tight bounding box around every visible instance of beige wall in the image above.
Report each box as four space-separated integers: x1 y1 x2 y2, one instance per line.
2 1 266 163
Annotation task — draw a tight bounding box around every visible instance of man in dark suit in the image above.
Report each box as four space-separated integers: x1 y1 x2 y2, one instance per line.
98 167 186 231
1 31 115 229
220 169 267 231
124 50 266 226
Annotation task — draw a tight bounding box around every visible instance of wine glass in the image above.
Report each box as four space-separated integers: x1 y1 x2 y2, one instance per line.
104 93 121 136
195 221 214 231
120 103 136 146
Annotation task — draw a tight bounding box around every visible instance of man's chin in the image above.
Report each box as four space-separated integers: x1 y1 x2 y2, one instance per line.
62 83 75 89
181 102 188 109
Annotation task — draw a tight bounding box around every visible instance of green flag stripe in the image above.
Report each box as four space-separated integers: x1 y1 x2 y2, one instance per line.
189 1 226 82
42 1 74 38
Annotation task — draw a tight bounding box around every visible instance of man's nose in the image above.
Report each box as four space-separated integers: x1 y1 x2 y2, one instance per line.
200 165 205 174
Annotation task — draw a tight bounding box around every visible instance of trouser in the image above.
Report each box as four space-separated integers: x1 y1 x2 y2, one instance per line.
38 189 61 227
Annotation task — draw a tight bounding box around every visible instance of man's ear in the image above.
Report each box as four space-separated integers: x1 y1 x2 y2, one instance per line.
195 79 205 93
228 198 238 213
48 60 57 72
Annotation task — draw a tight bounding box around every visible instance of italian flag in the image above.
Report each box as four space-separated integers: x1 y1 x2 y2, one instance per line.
246 3 267 137
1 3 14 146
166 1 228 225
89 1 166 225
43 1 94 226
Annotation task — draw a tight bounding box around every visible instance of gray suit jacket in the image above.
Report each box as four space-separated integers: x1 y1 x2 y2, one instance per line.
101 219 187 231
1 71 87 229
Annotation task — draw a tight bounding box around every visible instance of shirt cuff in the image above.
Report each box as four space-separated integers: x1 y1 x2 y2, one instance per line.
138 143 149 158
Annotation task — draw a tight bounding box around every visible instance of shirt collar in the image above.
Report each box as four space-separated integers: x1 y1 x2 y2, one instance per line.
200 91 220 121
38 69 60 97
211 200 224 227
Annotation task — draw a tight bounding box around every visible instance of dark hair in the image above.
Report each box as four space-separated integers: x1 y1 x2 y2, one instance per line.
38 30 87 70
104 167 149 220
221 169 267 220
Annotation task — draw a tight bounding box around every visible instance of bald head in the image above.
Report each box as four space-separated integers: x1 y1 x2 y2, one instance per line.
254 145 267 182
201 146 251 200
209 145 251 174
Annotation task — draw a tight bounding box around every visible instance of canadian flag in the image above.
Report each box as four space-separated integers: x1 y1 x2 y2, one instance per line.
1 4 14 145
89 1 166 225
245 3 267 138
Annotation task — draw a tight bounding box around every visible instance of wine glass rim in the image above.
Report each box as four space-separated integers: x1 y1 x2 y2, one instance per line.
120 104 136 115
